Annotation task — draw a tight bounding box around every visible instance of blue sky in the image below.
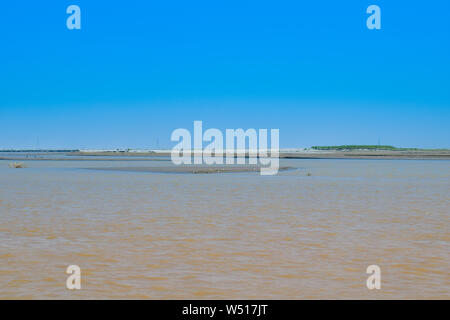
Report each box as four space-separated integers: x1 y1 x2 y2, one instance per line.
0 1 449 149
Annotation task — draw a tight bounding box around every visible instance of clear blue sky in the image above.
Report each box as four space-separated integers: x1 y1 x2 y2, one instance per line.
1 1 449 149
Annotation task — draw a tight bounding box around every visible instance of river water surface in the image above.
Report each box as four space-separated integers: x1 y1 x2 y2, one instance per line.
0 157 449 299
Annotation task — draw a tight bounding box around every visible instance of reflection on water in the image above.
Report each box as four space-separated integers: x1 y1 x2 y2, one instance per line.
0 157 449 299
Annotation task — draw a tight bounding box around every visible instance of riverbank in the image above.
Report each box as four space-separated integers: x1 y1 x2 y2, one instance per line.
2 149 450 161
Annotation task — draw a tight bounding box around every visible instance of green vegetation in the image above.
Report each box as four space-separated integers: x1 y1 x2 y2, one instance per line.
311 145 418 151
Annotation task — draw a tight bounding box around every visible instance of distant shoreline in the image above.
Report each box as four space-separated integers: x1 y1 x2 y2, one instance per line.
73 150 450 160
1 149 450 160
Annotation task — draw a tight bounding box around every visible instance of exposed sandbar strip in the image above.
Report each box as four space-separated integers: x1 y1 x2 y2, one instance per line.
87 166 293 174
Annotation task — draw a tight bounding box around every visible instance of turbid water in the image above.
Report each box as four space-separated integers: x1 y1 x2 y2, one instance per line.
0 156 449 299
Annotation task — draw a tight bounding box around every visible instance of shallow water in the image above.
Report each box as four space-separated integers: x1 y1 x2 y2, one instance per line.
0 157 449 299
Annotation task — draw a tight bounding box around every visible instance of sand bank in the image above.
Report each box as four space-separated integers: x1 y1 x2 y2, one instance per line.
88 166 294 174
